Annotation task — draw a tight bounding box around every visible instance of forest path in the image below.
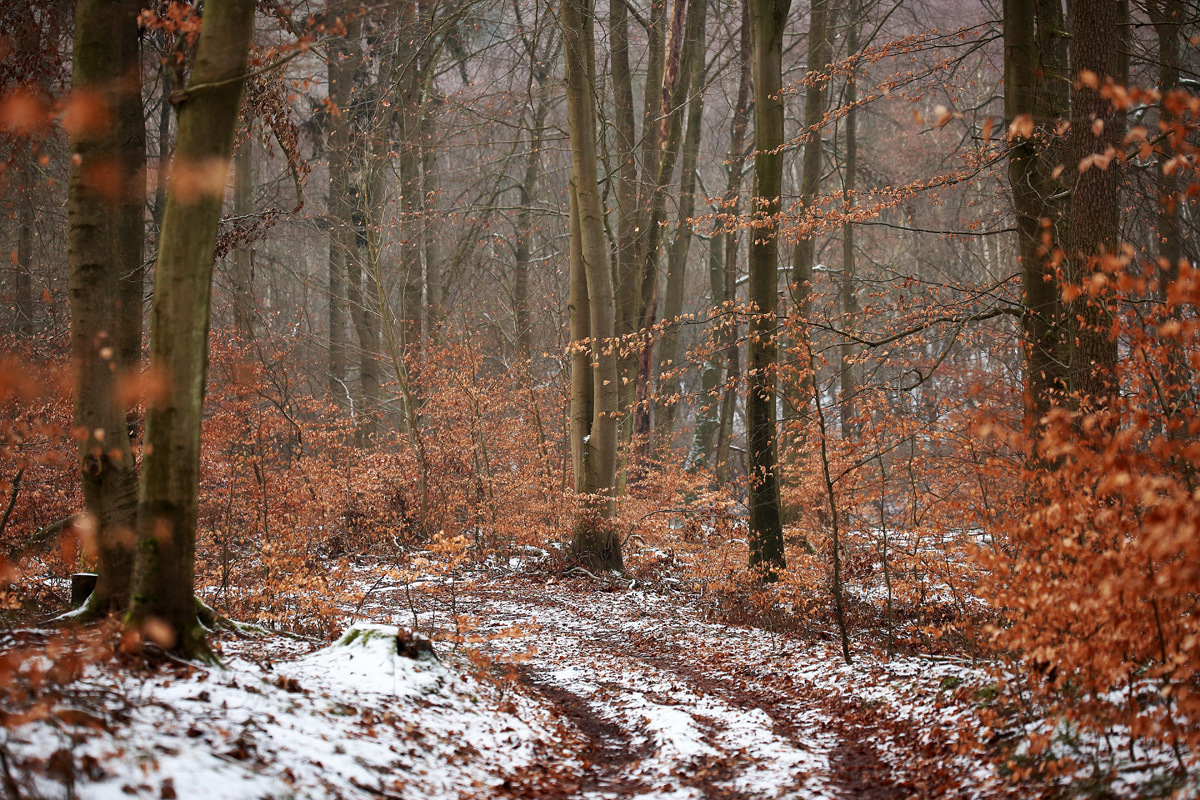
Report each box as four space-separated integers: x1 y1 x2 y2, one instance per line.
430 581 954 800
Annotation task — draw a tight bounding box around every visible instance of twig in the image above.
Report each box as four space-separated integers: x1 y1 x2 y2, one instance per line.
170 49 306 105
0 468 23 539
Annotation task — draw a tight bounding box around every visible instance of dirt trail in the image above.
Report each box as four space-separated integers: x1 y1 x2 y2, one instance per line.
449 583 951 800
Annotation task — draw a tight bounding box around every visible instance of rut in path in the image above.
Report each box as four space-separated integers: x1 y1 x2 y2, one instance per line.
461 585 948 800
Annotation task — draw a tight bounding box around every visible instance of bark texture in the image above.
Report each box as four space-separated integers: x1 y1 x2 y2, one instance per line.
231 139 255 343
564 0 622 571
130 0 256 658
785 0 832 429
655 0 710 454
1004 0 1070 426
326 14 360 403
746 0 792 573
1065 0 1124 413
714 0 753 484
67 0 146 613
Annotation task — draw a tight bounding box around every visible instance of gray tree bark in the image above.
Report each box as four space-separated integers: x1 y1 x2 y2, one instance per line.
231 138 255 343
564 0 622 571
326 13 360 404
130 0 256 659
785 0 832 432
654 0 711 455
67 0 146 614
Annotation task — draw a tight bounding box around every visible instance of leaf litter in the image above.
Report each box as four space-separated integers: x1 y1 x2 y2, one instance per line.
0 569 1184 799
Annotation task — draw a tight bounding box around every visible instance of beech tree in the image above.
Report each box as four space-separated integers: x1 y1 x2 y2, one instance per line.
1003 0 1069 436
746 0 791 573
129 0 257 658
563 0 622 571
67 0 145 613
1064 0 1126 413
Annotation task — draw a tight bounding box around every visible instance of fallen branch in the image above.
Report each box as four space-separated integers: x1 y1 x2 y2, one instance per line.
9 515 78 561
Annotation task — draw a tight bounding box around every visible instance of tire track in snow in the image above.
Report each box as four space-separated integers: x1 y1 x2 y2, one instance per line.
471 591 836 799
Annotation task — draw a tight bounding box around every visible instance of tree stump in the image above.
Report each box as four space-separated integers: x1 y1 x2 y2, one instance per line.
71 572 98 608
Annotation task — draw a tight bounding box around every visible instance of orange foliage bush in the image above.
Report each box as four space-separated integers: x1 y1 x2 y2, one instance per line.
978 263 1200 770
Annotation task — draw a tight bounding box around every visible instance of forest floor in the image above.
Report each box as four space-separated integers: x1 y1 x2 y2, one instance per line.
0 565 1152 800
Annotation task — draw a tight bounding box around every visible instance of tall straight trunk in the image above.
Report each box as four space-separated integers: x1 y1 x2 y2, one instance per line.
151 55 173 233
747 0 791 573
688 233 723 469
637 0 670 233
514 55 554 362
610 0 640 384
231 139 255 342
348 38 398 444
350 164 384 444
15 154 34 337
1148 0 1188 416
1065 0 1124 412
1150 0 1183 281
568 190 593 490
838 0 859 436
130 0 256 659
422 106 442 345
615 0 671 464
656 0 709 453
633 0 693 455
564 0 622 571
67 0 146 613
395 19 424 364
398 147 423 361
1004 0 1070 427
785 0 832 430
326 14 360 403
715 0 753 485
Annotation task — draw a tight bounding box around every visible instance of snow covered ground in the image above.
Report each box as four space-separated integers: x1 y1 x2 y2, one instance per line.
2 573 1195 799
1 621 559 799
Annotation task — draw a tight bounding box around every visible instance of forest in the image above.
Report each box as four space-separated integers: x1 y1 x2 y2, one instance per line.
0 0 1198 796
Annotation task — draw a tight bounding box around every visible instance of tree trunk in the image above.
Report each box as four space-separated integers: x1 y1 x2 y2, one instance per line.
564 0 622 571
130 0 256 659
1149 0 1183 283
15 153 35 337
746 0 791 573
631 0 697 458
398 112 424 363
1065 0 1124 413
1004 0 1070 429
348 38 398 444
610 0 641 417
514 47 554 363
1148 0 1189 418
422 104 442 346
688 241 723 469
151 52 173 234
67 0 146 614
350 163 384 444
231 138 255 342
714 0 753 485
326 14 360 404
785 0 832 433
837 0 859 437
654 0 710 455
